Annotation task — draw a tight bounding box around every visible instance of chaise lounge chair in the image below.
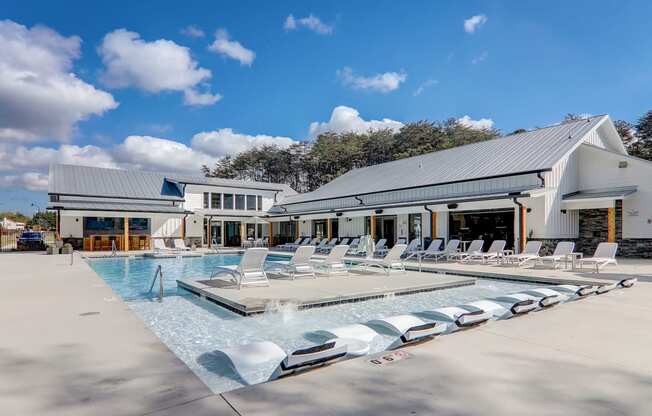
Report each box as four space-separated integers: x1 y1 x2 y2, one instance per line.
317 238 338 253
153 238 176 253
462 240 506 264
209 247 269 289
449 239 484 262
276 237 303 251
503 241 542 266
579 242 618 273
272 245 317 280
311 245 350 276
537 241 575 269
405 239 441 261
173 238 191 251
372 238 388 256
401 239 422 258
357 244 408 275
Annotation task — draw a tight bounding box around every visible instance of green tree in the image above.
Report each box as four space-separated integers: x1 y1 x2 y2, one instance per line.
30 211 56 230
633 110 652 160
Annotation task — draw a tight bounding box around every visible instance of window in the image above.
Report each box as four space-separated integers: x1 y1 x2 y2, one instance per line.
83 217 124 237
246 195 256 211
223 193 234 209
408 214 423 242
211 193 221 209
313 219 328 239
203 192 209 209
257 195 263 211
129 218 150 235
235 194 245 210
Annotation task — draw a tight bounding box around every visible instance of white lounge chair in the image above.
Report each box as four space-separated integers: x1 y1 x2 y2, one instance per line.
315 324 378 344
537 241 575 268
405 239 441 261
153 239 175 252
276 237 303 251
314 238 330 252
462 298 537 319
401 239 421 258
618 277 637 288
311 245 350 276
317 238 338 253
214 341 287 385
449 239 484 261
347 238 360 254
274 341 348 378
493 292 552 310
503 241 542 266
554 284 597 298
421 306 491 328
173 238 191 251
210 247 269 289
369 314 446 347
372 238 388 256
522 288 569 306
579 242 618 273
357 244 407 275
274 245 316 280
462 240 506 264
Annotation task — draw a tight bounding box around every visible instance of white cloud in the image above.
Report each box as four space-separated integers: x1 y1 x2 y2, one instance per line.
0 172 49 191
0 20 118 143
309 106 404 137
114 135 215 173
98 29 218 106
208 29 255 66
284 14 333 35
337 67 407 93
413 79 438 96
471 51 488 64
192 128 297 157
180 25 205 38
457 115 494 130
464 14 487 34
183 88 222 106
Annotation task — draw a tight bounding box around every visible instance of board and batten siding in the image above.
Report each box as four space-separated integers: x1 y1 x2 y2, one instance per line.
541 151 580 238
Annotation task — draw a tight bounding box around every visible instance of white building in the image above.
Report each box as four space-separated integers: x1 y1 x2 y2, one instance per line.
267 115 652 257
47 164 295 251
0 217 26 231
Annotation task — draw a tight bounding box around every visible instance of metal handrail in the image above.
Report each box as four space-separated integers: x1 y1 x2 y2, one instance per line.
148 265 164 302
111 240 117 257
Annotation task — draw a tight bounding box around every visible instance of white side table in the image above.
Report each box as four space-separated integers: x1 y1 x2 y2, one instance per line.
564 252 583 271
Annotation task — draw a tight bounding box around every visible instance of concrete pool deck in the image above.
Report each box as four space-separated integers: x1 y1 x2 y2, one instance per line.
177 270 475 316
2 251 652 415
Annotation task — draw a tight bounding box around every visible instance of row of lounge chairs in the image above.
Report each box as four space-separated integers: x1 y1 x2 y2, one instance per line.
214 277 637 385
153 238 192 252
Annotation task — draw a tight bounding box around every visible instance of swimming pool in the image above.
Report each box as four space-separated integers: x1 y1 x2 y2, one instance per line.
88 254 540 394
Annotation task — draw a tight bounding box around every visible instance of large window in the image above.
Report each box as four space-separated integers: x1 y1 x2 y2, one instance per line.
203 192 209 209
211 192 221 209
129 218 150 235
83 217 124 237
408 214 423 243
246 195 256 211
223 193 234 209
235 194 245 210
313 219 328 239
257 195 263 211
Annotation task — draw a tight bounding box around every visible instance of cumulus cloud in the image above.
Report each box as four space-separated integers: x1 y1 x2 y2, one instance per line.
183 88 222 106
284 14 333 35
0 20 118 143
180 25 205 38
98 29 218 106
337 67 407 93
208 29 255 66
471 51 488 64
191 128 297 157
309 106 404 138
457 115 494 130
413 79 438 96
0 172 49 191
464 14 487 34
113 135 215 173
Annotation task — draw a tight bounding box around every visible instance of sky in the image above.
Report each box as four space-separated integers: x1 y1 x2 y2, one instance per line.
1 0 651 214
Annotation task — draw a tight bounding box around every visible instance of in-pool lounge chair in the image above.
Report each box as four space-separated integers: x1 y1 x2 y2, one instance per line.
357 244 408 275
522 287 569 306
369 314 447 348
503 241 542 266
492 292 551 310
173 238 191 251
210 247 269 289
450 239 484 261
274 245 316 280
461 299 537 319
462 240 506 264
537 241 575 268
311 245 350 276
420 306 491 329
553 284 597 298
579 242 618 273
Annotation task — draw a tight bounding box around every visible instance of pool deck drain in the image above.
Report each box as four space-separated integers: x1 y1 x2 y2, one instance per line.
177 271 475 316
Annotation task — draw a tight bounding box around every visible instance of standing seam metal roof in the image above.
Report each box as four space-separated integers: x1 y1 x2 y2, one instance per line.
278 116 608 206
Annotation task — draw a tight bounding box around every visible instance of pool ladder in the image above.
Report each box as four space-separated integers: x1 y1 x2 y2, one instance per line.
149 265 164 302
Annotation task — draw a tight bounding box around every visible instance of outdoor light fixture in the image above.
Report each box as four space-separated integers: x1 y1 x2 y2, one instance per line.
561 209 567 214
375 209 384 214
293 216 300 220
336 212 343 217
447 203 459 209
526 208 532 213
619 161 628 168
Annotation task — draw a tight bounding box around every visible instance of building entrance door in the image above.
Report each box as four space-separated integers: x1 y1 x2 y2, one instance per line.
449 210 514 250
224 221 241 247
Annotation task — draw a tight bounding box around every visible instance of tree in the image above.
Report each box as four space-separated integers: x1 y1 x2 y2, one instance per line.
633 110 652 160
30 211 55 230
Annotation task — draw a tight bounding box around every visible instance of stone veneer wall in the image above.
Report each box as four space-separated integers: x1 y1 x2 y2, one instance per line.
527 238 577 257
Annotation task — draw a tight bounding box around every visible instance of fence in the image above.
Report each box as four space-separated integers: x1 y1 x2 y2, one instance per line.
0 230 56 252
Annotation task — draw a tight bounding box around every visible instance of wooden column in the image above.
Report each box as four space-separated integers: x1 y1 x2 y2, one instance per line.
607 207 616 243
206 217 211 247
295 220 300 239
519 206 526 253
327 218 332 240
371 215 377 240
181 216 186 240
124 216 129 251
430 211 437 239
268 222 273 247
240 222 246 246
55 210 61 239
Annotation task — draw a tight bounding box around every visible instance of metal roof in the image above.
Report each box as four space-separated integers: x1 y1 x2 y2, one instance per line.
167 175 296 194
279 116 608 206
48 200 189 214
563 186 637 201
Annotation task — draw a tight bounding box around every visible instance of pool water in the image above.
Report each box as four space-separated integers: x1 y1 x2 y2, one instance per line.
88 254 540 394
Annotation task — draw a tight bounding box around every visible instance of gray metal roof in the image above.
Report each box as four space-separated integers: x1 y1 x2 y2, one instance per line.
167 175 296 194
48 200 189 214
279 116 608 206
563 186 637 201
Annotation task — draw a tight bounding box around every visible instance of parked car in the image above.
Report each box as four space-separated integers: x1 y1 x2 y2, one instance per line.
17 231 46 251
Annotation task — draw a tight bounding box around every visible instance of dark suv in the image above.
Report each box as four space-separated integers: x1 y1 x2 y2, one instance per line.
17 231 46 251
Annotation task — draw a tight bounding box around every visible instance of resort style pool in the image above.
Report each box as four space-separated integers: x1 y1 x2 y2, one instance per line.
88 254 540 394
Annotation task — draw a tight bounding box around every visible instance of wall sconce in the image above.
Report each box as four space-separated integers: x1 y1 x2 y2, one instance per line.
75 218 79 222
526 208 532 213
561 209 567 214
374 209 384 214
618 161 628 168
447 203 458 209
293 216 300 220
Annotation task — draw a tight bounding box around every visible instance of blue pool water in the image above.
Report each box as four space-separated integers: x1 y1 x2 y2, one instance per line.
88 254 540 394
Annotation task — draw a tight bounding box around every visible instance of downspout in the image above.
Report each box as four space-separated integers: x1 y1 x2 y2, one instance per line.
536 172 545 188
512 197 525 253
354 196 364 205
423 205 435 248
182 213 188 241
273 190 280 203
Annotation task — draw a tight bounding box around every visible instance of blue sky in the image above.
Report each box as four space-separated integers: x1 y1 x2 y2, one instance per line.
1 0 651 214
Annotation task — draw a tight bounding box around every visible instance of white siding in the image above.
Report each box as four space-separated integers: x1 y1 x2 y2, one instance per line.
542 151 579 238
60 215 83 238
339 217 365 237
578 145 652 238
186 213 204 237
298 220 312 237
151 216 182 238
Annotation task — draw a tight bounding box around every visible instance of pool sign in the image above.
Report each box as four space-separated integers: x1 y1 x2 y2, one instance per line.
368 350 411 366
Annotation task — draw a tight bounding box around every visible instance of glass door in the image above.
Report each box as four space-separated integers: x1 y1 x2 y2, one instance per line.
224 221 241 247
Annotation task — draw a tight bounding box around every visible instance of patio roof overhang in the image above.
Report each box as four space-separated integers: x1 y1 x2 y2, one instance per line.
562 186 637 209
